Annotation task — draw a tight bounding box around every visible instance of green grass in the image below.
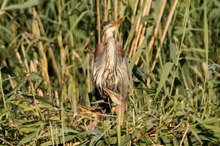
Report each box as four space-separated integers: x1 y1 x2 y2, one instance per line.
0 0 219 145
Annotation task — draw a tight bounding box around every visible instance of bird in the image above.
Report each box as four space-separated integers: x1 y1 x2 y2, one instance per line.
92 18 131 125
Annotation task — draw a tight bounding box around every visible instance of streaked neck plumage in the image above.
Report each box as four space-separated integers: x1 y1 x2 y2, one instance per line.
103 28 117 69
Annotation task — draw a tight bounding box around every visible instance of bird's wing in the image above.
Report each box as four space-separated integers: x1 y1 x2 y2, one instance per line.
115 41 125 58
115 41 132 98
94 43 105 62
92 43 105 78
92 43 105 97
116 41 132 82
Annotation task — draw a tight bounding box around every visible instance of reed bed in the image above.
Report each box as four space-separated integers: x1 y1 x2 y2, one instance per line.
0 0 219 145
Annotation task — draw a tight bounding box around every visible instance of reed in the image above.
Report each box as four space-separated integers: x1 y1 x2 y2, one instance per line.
0 0 219 145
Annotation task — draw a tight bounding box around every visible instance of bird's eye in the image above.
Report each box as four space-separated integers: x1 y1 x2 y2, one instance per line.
102 19 113 27
102 21 108 27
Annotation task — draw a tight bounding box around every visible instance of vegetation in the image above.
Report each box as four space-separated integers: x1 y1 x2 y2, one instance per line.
0 0 219 145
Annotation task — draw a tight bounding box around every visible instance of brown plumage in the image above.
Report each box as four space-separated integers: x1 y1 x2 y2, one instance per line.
92 19 131 116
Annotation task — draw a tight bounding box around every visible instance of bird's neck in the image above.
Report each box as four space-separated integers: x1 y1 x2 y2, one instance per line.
105 37 117 69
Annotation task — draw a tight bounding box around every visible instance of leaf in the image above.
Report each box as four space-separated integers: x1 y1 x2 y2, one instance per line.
140 16 154 24
183 136 189 146
89 135 101 146
156 62 174 96
164 99 174 109
132 65 146 84
130 50 142 70
19 127 39 133
202 125 220 133
190 127 202 144
121 135 131 146
41 135 77 146
170 43 177 63
18 131 38 145
40 128 79 139
4 0 39 10
63 128 80 134
200 118 220 125
0 25 11 36
94 140 104 146
172 136 179 146
64 10 90 41
82 129 101 135
26 73 42 82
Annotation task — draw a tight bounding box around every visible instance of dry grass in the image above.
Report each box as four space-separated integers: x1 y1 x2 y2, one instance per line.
0 0 219 145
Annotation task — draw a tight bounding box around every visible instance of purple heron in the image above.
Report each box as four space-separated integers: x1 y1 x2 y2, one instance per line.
92 19 131 124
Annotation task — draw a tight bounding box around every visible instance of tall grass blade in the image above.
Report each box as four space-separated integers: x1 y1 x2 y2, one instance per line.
156 62 173 96
3 0 39 10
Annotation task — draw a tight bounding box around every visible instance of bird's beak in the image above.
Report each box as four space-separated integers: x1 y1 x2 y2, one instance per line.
103 18 123 32
111 18 122 28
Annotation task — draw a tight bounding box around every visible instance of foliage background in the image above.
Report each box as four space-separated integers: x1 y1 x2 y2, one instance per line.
0 0 219 145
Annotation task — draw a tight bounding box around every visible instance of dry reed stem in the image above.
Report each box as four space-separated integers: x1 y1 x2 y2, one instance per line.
33 7 61 85
129 0 151 59
137 0 152 47
202 62 208 74
48 46 61 84
104 0 109 21
135 0 143 32
8 75 16 89
22 32 31 43
0 138 13 146
128 0 143 58
96 0 101 44
148 0 167 53
49 121 55 146
180 123 189 146
137 25 146 48
21 42 35 92
86 53 91 107
131 0 140 24
114 0 118 21
15 50 23 65
58 0 64 87
21 44 29 73
3 11 20 28
114 0 118 39
57 31 65 80
54 90 59 106
33 50 39 70
151 0 179 71
0 0 7 16
61 104 65 146
70 76 78 114
191 66 204 81
135 0 152 64
0 72 6 109
59 14 66 140
32 7 50 85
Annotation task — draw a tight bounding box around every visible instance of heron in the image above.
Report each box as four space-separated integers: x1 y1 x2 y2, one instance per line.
92 18 131 125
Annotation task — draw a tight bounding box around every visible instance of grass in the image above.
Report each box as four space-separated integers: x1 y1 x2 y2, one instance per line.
0 0 220 145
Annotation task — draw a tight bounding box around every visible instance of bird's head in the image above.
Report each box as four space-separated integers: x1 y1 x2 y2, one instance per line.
102 18 122 39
